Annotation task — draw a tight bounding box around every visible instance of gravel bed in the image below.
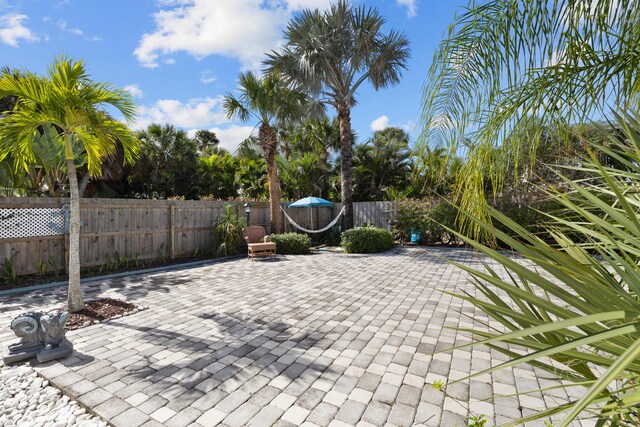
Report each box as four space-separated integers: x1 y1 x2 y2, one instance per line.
0 364 107 427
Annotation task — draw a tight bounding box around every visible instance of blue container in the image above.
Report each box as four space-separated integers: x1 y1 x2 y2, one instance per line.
410 228 420 243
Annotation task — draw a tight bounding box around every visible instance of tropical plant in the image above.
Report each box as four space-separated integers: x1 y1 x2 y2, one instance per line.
412 146 462 198
212 204 247 257
1 252 17 285
194 129 220 155
36 257 48 277
235 157 268 200
279 115 340 161
353 127 412 201
25 124 69 196
0 66 18 112
443 112 640 426
421 0 640 236
266 0 410 229
195 151 239 200
278 152 332 200
132 124 198 198
223 71 311 233
0 57 138 311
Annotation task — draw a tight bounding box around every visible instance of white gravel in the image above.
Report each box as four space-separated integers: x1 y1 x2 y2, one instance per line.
0 364 107 427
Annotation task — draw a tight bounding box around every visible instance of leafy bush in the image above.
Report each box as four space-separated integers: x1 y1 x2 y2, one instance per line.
269 232 311 254
317 227 342 246
212 205 246 257
492 199 566 243
395 197 572 247
445 113 640 425
341 226 394 253
395 199 459 245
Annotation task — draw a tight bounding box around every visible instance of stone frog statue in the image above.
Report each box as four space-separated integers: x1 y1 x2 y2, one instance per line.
2 309 73 364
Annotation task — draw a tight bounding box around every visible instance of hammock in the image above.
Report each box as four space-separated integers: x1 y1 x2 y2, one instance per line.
281 206 345 234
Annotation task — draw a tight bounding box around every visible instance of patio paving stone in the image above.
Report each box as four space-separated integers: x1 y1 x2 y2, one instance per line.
0 247 597 426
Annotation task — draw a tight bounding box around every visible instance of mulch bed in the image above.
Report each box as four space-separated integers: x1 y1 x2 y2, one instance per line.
59 298 143 330
1 254 214 291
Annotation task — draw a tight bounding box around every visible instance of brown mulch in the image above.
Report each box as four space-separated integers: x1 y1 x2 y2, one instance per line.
59 298 142 330
1 254 214 291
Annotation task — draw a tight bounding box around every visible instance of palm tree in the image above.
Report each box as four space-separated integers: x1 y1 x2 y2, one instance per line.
353 127 412 201
0 57 138 312
134 124 198 198
287 116 341 162
278 151 333 200
266 0 410 229
223 71 310 234
421 0 640 235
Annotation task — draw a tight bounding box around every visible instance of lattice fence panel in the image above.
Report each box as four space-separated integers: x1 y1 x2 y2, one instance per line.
0 208 65 239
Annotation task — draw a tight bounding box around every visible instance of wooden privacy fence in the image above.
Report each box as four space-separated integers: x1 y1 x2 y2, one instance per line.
0 197 396 277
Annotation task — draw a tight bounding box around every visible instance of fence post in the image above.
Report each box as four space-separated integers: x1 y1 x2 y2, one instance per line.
170 205 175 259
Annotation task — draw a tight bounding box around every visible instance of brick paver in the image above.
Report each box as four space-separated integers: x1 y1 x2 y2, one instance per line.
0 247 594 426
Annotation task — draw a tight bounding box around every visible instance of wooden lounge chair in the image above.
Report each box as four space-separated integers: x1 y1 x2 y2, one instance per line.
243 226 276 261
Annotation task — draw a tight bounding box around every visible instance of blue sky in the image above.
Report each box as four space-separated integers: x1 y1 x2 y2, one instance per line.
0 0 465 152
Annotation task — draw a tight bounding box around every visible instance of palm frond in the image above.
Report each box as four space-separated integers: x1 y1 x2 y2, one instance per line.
445 111 640 425
420 0 640 237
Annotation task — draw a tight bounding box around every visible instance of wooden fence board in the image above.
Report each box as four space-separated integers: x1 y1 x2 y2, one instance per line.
0 197 396 276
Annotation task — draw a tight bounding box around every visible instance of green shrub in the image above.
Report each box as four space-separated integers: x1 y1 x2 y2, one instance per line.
269 232 311 254
317 227 341 246
212 205 246 257
395 199 459 245
492 198 579 247
341 226 394 253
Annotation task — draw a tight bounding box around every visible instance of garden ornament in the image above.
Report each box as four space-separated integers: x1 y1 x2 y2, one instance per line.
2 310 73 364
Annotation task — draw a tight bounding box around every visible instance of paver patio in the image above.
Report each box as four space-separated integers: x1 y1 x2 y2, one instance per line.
0 247 593 426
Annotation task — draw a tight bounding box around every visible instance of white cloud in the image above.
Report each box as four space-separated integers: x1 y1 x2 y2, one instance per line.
200 70 216 84
133 96 230 130
193 125 255 153
396 0 417 18
124 84 143 98
134 0 332 69
285 0 332 10
57 19 83 36
57 19 102 41
370 115 390 131
131 95 254 152
400 119 417 134
0 14 38 46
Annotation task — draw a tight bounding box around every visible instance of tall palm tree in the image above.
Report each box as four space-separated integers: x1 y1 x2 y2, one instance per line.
223 71 310 234
288 116 341 162
421 0 640 235
134 124 198 198
0 57 138 312
266 0 410 229
353 127 412 201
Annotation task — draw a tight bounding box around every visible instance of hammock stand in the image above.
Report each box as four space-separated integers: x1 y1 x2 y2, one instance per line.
280 206 345 234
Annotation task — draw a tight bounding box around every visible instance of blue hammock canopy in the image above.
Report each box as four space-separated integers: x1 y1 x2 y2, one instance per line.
283 197 342 233
288 196 333 208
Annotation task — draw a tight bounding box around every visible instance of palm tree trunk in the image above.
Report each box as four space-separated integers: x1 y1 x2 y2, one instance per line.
338 107 354 229
259 123 282 234
66 157 84 312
